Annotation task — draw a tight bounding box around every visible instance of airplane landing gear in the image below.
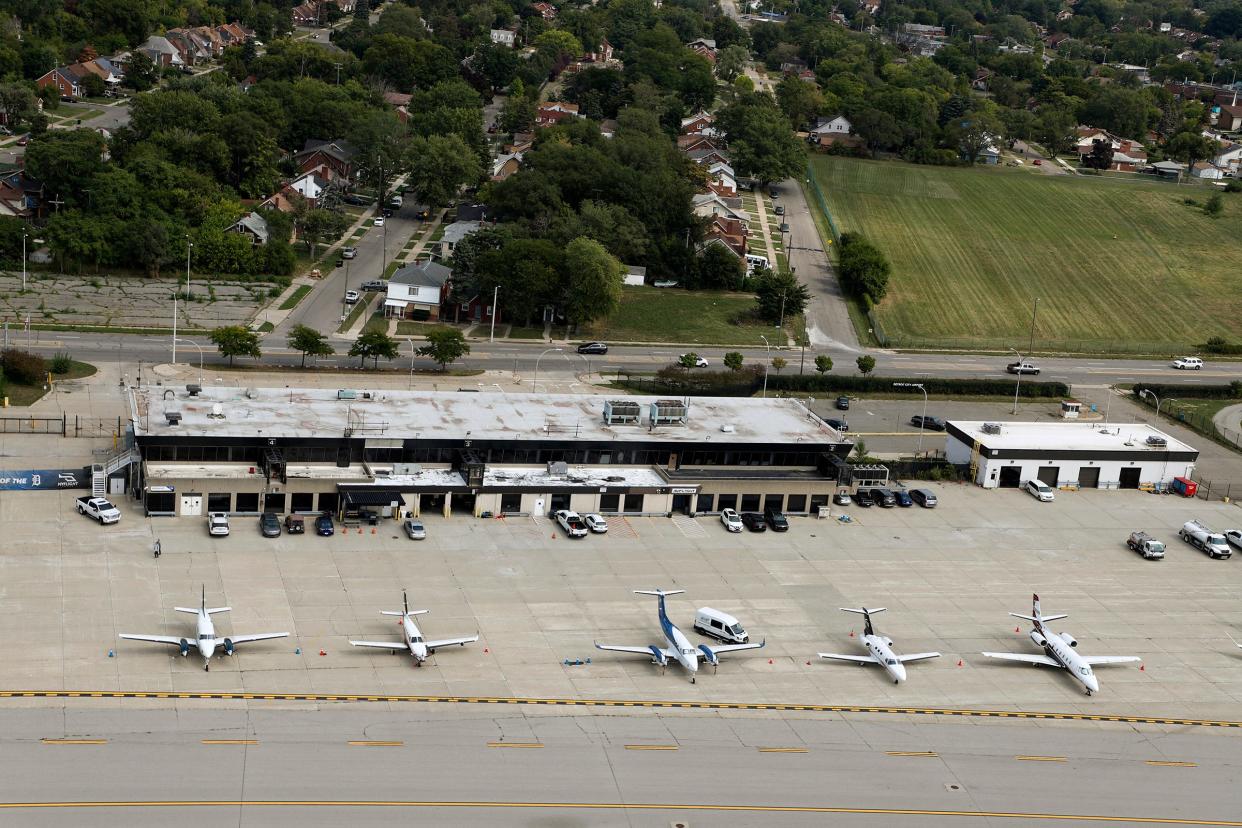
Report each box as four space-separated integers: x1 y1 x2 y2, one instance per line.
204 663 210 672
894 678 900 685
690 676 696 684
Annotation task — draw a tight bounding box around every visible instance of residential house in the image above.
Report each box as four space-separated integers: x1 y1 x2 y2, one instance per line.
1191 161 1225 179
1075 127 1148 171
897 23 948 56
455 202 489 223
687 38 717 63
165 28 215 66
971 68 994 91
584 38 614 64
1211 142 1242 174
701 216 748 258
491 152 523 182
623 265 646 287
292 2 321 26
384 260 452 320
692 193 749 225
216 22 252 47
687 146 731 167
779 58 808 75
808 115 854 146
975 144 1001 164
507 133 535 153
384 91 412 123
1045 32 1072 50
707 161 738 195
288 171 333 206
230 212 269 245
860 0 880 14
680 111 716 136
532 2 557 20
1217 103 1242 131
293 138 357 181
36 58 123 99
490 28 517 47
136 35 184 68
677 133 724 153
0 170 43 219
1147 160 1186 179
439 220 482 258
535 101 581 127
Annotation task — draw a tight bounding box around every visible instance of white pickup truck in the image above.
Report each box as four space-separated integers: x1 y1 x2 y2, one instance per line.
76 496 121 524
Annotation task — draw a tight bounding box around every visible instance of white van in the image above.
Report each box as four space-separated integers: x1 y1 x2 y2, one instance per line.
745 254 769 274
693 607 748 643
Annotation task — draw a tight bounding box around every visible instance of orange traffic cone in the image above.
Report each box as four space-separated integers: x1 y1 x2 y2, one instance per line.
1140 664 1145 671
1014 626 1021 633
848 630 855 638
957 659 963 667
319 649 326 656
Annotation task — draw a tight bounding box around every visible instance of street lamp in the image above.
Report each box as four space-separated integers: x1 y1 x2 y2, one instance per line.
172 337 204 385
533 346 563 393
893 382 928 456
489 285 500 343
408 338 417 388
1139 389 1175 488
759 334 771 398
185 236 193 300
1008 347 1024 415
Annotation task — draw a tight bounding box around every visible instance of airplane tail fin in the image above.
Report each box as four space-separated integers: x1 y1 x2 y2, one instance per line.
1009 594 1067 628
379 590 430 617
840 607 884 636
633 589 687 598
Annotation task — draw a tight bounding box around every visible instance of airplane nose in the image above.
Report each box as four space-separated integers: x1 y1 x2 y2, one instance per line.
1086 675 1100 694
894 664 907 683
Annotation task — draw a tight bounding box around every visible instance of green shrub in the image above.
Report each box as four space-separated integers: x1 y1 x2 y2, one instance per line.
1 348 47 385
50 352 73 374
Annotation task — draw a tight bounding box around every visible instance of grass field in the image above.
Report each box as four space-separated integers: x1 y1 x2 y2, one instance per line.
582 286 778 346
810 156 1242 351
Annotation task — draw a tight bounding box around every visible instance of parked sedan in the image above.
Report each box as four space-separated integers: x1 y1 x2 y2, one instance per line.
910 489 938 508
372 216 385 227
910 415 947 431
740 512 767 532
825 417 849 432
764 508 789 531
577 342 609 355
315 513 335 535
872 487 897 507
584 513 609 533
403 519 426 540
833 491 852 506
259 512 282 538
835 396 850 411
341 247 357 259
720 508 743 532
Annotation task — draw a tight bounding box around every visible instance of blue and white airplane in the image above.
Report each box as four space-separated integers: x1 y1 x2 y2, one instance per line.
594 589 765 683
120 586 288 672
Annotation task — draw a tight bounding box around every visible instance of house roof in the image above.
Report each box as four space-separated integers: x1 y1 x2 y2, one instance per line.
441 220 482 245
455 202 489 222
390 260 451 289
233 211 269 243
296 139 356 164
491 152 522 176
1150 160 1186 170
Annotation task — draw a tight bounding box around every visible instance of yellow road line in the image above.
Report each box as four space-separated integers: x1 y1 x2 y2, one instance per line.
758 747 808 753
40 739 106 745
887 751 938 757
624 744 679 751
0 800 1239 824
486 742 542 749
348 741 403 747
1017 756 1068 762
1146 761 1197 768
200 740 257 745
6 690 1242 730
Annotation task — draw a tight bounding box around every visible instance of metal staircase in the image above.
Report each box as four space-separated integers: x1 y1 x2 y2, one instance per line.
93 448 139 496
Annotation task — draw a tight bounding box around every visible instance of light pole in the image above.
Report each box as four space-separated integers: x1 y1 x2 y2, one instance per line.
172 337 204 385
1138 389 1166 420
1009 347 1023 415
1027 297 1039 356
533 346 562 393
893 382 928 456
1140 390 1175 488
171 281 178 366
760 334 771 398
489 285 499 342
408 338 417 388
185 236 193 300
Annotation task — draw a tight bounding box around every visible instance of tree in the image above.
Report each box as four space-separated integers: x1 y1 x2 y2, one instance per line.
775 75 824 130
287 324 335 367
814 355 833 375
1081 87 1156 143
1084 137 1114 170
946 108 1002 164
856 355 876 376
80 73 106 98
678 352 700 369
753 268 811 324
209 325 261 366
716 45 749 82
562 237 624 327
23 130 107 208
837 233 891 302
1204 192 1224 217
416 327 470 371
1035 107 1076 156
124 50 158 92
696 243 744 289
1165 131 1217 171
499 94 537 133
407 134 482 207
350 329 401 368
716 94 805 185
771 356 787 374
723 351 744 371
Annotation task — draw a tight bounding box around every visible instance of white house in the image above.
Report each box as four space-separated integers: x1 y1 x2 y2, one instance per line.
490 28 516 47
1192 161 1225 179
692 193 749 224
289 171 331 204
384 260 450 320
439 220 482 258
1211 141 1242 173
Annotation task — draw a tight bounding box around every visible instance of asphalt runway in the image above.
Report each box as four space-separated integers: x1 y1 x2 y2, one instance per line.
1 707 1238 826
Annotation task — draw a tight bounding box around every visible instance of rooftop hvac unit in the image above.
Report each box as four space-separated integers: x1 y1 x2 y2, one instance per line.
720 424 735 433
547 461 569 476
164 411 182 426
245 387 258 399
337 389 358 400
185 384 201 397
650 398 688 426
1146 435 1168 447
209 403 225 419
392 463 422 475
603 399 641 426
981 422 1002 434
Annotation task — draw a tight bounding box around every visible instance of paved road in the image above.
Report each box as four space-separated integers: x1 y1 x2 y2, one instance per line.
0 706 1235 826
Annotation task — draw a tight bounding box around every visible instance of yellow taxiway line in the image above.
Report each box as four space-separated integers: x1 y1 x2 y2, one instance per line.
4 690 1241 730
200 740 257 745
486 742 542 749
624 744 678 751
887 751 938 757
348 741 402 747
758 747 809 753
1017 756 1068 762
0 801 1238 824
40 739 107 745
1146 761 1198 768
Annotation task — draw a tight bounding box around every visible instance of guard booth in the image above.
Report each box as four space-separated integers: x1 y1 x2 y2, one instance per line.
1060 400 1082 419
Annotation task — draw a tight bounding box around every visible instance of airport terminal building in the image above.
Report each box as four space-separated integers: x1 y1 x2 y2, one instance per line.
127 386 852 519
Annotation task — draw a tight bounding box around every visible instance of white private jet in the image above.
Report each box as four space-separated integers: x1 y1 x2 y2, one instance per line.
818 607 940 684
349 591 479 666
981 594 1140 696
594 589 765 683
119 586 289 671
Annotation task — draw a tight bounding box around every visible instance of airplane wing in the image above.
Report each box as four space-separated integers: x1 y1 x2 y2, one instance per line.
697 640 765 659
350 640 408 650
594 642 675 659
424 635 479 649
818 652 878 664
118 634 186 646
897 652 941 663
980 652 1059 667
1081 656 1141 666
220 633 288 646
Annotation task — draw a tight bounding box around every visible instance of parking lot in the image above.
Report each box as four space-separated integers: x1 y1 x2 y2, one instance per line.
4 484 1242 719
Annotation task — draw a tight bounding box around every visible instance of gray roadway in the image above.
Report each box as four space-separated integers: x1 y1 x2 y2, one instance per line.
1 706 1236 825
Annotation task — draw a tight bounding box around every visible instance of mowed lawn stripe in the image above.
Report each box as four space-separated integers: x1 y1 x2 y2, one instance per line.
813 157 1242 348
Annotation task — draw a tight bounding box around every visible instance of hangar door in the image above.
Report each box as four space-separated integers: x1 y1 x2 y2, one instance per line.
1119 467 1141 489
1037 467 1059 487
1078 467 1100 488
998 466 1022 488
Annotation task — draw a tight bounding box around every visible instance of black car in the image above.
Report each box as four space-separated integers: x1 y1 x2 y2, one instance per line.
741 512 767 532
910 415 947 431
910 488 938 508
855 488 874 507
872 487 897 507
315 513 334 536
764 507 789 531
825 417 849 432
342 194 371 206
894 489 913 507
260 512 282 537
835 396 850 411
577 342 608 355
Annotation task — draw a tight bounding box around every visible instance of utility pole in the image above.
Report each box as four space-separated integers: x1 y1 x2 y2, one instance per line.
489 286 499 342
185 236 193 300
1027 297 1039 356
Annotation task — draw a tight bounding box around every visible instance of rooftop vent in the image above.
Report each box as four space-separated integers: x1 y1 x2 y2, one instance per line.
650 398 688 427
603 399 641 426
209 403 225 419
337 389 358 400
245 387 258 399
547 461 569 476
720 424 735 433
981 422 1002 434
185 384 201 397
165 411 182 426
1146 435 1168 447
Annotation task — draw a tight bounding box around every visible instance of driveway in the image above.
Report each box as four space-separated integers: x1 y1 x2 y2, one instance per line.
774 177 860 351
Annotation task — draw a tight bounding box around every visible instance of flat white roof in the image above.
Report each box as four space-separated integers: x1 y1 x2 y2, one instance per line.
948 421 1197 454
130 387 843 446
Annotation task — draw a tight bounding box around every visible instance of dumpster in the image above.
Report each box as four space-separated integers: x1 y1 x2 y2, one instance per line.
1172 477 1198 498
